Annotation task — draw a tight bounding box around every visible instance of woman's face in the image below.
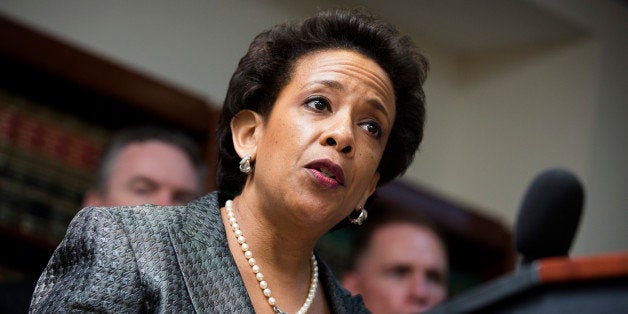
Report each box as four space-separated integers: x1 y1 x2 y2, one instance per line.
249 49 395 229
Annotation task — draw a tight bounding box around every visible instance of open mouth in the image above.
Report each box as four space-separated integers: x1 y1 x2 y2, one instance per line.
320 167 336 179
306 159 345 186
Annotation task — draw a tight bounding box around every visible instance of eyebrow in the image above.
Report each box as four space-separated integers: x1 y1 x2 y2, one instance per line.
311 79 344 91
126 176 158 188
307 80 392 120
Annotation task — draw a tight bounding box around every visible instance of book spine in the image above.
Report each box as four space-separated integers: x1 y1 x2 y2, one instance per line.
0 90 110 243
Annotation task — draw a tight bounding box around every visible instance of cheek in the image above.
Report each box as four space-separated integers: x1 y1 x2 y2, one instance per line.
367 152 382 167
268 114 299 140
358 135 386 161
366 281 404 303
356 151 381 177
258 120 303 169
431 285 448 299
435 293 447 305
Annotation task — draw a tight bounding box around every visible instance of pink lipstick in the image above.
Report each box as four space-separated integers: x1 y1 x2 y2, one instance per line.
305 159 345 188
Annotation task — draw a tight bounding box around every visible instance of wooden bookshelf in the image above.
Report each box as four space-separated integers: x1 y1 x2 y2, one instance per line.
0 12 219 278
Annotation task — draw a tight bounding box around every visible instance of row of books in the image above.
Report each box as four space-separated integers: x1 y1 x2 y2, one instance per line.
0 93 109 171
0 141 91 242
0 89 111 243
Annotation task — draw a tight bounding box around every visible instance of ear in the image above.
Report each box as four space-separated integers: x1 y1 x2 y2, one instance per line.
358 171 380 206
230 110 263 159
82 190 104 207
340 271 362 295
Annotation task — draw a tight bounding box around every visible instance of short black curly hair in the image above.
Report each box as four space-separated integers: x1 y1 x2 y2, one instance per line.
216 8 428 195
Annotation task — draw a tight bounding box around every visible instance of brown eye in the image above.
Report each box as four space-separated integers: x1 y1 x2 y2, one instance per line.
305 96 331 112
360 120 382 138
387 265 412 279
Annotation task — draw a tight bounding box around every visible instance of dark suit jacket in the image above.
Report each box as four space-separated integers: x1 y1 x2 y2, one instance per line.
30 191 367 313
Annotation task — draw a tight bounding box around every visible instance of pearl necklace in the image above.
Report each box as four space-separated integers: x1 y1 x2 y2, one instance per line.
225 200 318 314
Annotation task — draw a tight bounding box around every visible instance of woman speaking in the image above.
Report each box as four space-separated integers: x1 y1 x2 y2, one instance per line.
30 8 428 313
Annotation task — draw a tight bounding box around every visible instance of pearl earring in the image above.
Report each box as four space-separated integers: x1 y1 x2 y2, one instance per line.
349 206 368 225
239 155 252 174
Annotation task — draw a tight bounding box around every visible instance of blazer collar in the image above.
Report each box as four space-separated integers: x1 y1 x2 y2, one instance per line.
168 191 362 312
169 191 254 312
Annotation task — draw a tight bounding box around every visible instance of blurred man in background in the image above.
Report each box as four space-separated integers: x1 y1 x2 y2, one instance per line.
342 205 449 314
82 125 206 207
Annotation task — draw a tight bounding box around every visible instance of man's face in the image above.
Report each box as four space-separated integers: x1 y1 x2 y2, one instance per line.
86 140 199 206
346 222 448 314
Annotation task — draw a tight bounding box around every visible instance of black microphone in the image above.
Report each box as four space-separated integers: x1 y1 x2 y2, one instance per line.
515 168 585 264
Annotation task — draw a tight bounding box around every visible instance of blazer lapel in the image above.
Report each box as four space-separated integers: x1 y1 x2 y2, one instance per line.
169 192 254 312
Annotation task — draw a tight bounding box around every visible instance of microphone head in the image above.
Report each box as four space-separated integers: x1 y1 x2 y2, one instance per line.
515 168 584 264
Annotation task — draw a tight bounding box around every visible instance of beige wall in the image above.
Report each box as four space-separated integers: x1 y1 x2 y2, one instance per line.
410 37 605 255
1 0 626 256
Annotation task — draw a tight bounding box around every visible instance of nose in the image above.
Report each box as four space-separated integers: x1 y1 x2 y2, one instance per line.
321 115 354 156
408 276 430 305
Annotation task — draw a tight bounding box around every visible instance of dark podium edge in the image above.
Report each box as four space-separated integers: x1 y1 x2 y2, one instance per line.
426 251 628 313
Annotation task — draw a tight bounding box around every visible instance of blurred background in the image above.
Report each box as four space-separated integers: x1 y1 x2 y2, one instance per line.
0 0 626 300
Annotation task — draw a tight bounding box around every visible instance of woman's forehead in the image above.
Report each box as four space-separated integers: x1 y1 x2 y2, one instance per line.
289 49 395 104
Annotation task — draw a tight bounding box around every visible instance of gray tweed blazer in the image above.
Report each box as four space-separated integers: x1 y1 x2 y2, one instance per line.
30 191 368 313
